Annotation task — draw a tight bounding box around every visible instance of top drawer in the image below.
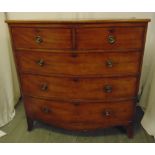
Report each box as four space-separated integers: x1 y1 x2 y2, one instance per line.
11 27 72 49
76 27 144 50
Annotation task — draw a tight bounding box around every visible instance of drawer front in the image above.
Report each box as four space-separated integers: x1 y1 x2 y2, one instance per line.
11 27 72 49
17 51 141 76
76 27 144 50
21 74 137 100
25 97 135 130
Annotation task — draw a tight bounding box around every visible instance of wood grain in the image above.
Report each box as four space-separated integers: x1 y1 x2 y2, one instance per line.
6 19 150 24
11 27 72 49
7 19 150 138
24 97 135 131
16 51 141 76
21 74 138 100
76 27 145 50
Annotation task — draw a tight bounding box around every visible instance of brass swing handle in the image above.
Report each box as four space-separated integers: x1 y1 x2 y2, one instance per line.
102 110 112 117
42 107 51 114
35 36 43 44
106 60 113 68
108 35 116 44
41 83 48 91
36 59 44 66
104 85 112 93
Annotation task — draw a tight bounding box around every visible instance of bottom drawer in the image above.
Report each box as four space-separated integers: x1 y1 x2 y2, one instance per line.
24 97 135 131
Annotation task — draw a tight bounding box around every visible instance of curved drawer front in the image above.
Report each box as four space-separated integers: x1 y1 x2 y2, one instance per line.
25 97 135 131
76 27 144 50
17 51 141 76
21 74 137 100
11 27 72 49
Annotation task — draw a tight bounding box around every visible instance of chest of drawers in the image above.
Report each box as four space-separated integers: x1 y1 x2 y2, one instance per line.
7 19 150 138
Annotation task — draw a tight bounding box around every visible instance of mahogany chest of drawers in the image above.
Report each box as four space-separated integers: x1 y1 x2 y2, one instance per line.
7 19 150 138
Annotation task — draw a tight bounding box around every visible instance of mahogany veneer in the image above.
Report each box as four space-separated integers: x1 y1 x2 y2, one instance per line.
6 19 150 138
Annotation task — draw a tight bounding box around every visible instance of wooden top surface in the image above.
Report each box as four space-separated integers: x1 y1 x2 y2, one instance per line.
5 19 151 24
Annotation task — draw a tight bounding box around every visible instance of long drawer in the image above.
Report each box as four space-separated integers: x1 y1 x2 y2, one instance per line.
21 74 138 100
76 27 145 50
25 97 135 131
11 27 72 49
16 51 141 76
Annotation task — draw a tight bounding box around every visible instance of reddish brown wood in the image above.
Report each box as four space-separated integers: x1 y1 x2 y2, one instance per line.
16 51 142 77
26 117 34 131
5 19 151 24
125 122 134 138
7 19 150 138
76 27 145 50
21 74 138 101
24 97 135 131
11 27 72 50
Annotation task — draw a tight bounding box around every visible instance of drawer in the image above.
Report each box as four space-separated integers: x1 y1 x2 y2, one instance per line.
24 97 135 131
11 27 72 49
17 51 141 76
76 27 144 50
21 74 137 100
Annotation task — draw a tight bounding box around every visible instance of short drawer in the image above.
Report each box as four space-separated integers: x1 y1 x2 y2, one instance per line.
11 27 72 49
76 27 144 50
16 51 141 76
21 74 138 100
24 97 135 131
